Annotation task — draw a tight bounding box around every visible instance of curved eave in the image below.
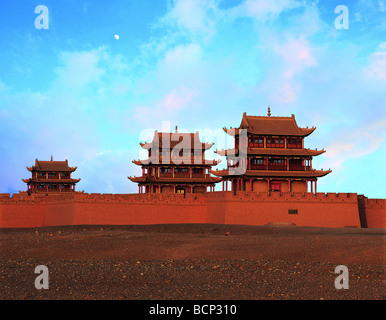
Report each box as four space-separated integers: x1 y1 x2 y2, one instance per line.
223 127 240 136
298 127 316 137
224 125 317 137
247 148 325 157
22 178 81 183
132 159 221 166
140 142 152 149
132 159 150 165
128 176 146 183
145 176 222 184
208 159 221 166
215 148 238 156
203 142 215 150
210 169 228 177
210 169 332 178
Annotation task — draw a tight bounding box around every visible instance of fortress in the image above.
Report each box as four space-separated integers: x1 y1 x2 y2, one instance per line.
0 110 384 229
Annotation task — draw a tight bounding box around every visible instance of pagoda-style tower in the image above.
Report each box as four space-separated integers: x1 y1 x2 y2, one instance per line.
23 157 81 194
211 109 331 193
129 128 222 194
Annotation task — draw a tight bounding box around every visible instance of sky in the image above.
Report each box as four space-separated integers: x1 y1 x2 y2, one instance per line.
0 0 385 198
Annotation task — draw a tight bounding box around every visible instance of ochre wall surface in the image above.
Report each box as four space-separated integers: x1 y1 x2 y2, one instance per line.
358 196 386 228
0 191 384 229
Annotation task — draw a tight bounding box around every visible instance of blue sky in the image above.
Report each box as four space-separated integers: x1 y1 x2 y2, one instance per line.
0 0 385 197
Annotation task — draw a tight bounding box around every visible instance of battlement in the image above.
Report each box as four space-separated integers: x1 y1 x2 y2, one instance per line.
0 191 361 205
204 191 359 203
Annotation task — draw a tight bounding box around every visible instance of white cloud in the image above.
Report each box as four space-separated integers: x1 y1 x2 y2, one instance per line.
162 0 219 41
133 86 198 126
229 0 300 21
274 37 318 78
365 42 386 81
379 0 386 12
53 48 106 88
322 118 386 171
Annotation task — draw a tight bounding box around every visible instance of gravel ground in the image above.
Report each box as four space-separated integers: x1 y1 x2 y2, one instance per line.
0 224 385 300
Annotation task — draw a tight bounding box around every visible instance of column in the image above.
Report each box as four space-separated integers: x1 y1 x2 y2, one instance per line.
315 180 317 194
250 178 252 191
158 185 161 193
222 180 224 191
267 179 270 192
288 179 291 192
174 185 176 193
191 185 193 193
189 168 192 178
310 180 313 194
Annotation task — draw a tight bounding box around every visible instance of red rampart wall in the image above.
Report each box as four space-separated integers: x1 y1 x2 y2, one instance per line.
0 191 384 229
358 196 386 228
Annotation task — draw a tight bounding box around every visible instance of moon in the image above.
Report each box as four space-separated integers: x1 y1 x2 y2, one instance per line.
114 35 119 40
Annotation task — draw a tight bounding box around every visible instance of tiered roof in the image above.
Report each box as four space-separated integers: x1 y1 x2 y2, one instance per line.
214 109 331 180
140 131 214 150
27 158 77 172
132 159 220 166
223 112 315 137
129 176 222 184
23 157 80 184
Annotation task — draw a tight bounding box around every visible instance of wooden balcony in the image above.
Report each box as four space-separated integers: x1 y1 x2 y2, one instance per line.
250 164 266 170
35 175 71 180
289 165 311 171
173 173 190 178
268 164 286 171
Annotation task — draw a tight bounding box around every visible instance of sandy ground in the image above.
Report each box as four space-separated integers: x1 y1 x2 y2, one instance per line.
0 223 385 300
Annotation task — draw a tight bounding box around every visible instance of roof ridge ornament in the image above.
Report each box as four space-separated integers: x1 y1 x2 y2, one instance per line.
267 106 271 117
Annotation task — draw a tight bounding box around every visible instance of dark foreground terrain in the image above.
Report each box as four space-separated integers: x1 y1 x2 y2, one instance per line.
0 223 385 300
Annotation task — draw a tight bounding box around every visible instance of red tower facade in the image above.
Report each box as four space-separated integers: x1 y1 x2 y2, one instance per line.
211 110 331 193
129 129 221 194
22 157 81 194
